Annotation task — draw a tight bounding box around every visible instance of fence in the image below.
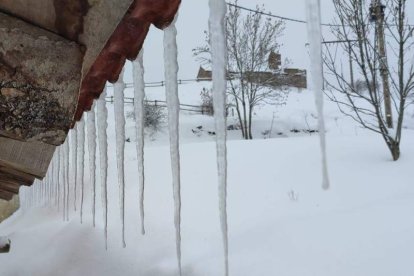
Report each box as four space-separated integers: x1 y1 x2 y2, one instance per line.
106 79 201 89
105 97 213 115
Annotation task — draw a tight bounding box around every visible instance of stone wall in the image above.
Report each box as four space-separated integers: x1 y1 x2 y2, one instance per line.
0 195 19 223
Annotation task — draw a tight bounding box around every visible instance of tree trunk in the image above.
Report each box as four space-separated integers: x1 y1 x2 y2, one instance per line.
241 102 249 140
248 106 253 139
234 99 245 138
386 139 400 161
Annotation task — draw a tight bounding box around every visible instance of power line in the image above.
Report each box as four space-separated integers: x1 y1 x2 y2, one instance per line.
226 2 340 27
225 2 414 28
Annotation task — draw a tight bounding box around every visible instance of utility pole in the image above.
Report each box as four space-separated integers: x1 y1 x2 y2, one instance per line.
322 40 358 89
370 0 393 128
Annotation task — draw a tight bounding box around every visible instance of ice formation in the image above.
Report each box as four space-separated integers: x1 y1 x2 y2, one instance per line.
305 0 330 190
71 128 78 211
164 16 182 275
97 87 109 248
133 50 146 235
87 104 97 227
78 118 86 223
114 69 127 248
209 0 229 275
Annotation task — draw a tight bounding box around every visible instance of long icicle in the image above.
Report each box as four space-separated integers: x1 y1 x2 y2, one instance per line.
43 171 47 205
87 104 97 227
55 154 59 207
65 139 70 221
133 50 146 235
71 128 78 211
305 0 330 190
78 118 86 223
48 161 53 205
209 1 229 275
43 171 47 206
97 87 109 249
33 181 36 207
114 68 126 248
48 158 53 206
55 153 60 208
52 157 56 205
59 146 65 220
164 16 182 275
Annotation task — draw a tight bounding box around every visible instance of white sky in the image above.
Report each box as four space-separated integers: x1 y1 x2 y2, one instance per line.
123 0 413 84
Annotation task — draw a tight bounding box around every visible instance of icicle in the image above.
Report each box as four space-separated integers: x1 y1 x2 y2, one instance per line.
39 180 41 206
209 1 229 275
42 174 45 205
49 157 53 206
87 104 97 227
48 170 52 205
47 162 50 205
33 181 36 207
305 0 330 190
114 68 126 248
54 154 59 207
77 118 86 223
32 181 35 207
59 146 65 220
163 16 182 275
44 171 47 205
46 167 50 205
64 139 70 221
50 157 55 205
71 128 78 211
41 175 45 205
97 87 109 249
28 186 31 209
45 167 50 205
45 177 48 204
133 50 146 235
54 153 60 208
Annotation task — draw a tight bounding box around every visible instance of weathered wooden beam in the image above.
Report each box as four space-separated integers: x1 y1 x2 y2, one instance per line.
0 165 36 197
0 12 83 145
0 137 55 178
0 189 14 201
0 178 20 194
0 168 35 192
0 165 35 186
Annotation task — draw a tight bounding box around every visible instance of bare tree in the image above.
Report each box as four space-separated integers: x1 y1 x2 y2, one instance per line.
194 1 287 139
324 0 414 160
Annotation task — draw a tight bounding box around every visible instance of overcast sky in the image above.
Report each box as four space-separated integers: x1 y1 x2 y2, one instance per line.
123 0 413 84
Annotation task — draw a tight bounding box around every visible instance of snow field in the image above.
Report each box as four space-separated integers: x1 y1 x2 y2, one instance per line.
1 126 414 275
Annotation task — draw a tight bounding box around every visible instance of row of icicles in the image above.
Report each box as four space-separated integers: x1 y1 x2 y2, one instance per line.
18 1 328 276
18 11 225 275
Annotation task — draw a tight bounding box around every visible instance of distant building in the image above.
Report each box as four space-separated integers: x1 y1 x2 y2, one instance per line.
197 66 212 81
196 53 307 89
268 51 282 70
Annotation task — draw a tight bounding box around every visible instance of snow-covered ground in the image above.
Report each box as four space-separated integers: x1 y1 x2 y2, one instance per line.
1 83 414 276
